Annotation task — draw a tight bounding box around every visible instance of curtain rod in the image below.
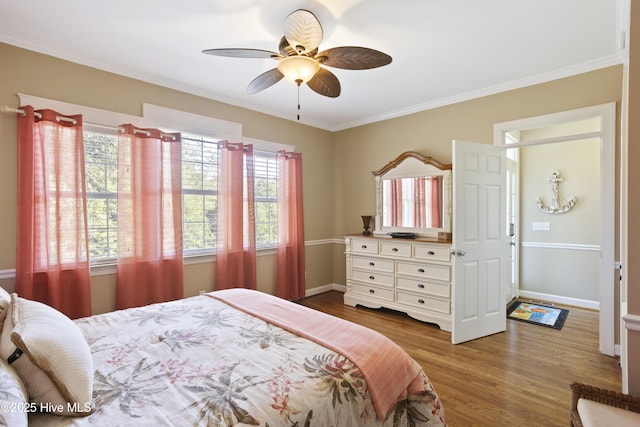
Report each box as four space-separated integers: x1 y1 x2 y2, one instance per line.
87 123 176 140
1 105 78 125
1 105 176 140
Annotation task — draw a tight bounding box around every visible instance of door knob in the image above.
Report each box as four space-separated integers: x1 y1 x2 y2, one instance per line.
449 249 466 257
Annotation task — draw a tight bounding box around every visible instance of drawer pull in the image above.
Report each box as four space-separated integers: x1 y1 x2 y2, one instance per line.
418 299 425 304
417 268 425 273
361 245 367 249
369 262 375 266
392 247 398 252
369 289 375 294
418 283 425 289
427 250 435 256
369 275 375 280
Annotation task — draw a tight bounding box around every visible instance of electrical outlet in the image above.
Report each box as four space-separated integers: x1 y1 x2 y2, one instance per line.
532 221 550 231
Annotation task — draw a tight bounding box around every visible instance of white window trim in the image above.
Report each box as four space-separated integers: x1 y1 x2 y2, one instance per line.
17 94 294 153
142 103 242 140
142 104 295 152
90 247 279 277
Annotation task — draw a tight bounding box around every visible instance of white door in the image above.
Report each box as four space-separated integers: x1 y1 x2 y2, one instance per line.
452 140 508 344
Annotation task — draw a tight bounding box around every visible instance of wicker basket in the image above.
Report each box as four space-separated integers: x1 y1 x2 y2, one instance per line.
570 382 640 426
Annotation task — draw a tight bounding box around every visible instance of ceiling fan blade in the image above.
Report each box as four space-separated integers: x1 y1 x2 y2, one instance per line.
247 68 284 94
283 9 323 55
307 68 341 98
278 36 296 56
315 46 392 70
202 48 282 59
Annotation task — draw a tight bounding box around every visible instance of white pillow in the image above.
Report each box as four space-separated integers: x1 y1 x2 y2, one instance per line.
0 287 10 310
0 358 28 426
0 286 11 333
0 294 93 416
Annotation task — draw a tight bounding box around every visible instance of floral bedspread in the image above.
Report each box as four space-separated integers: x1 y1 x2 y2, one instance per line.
30 293 446 426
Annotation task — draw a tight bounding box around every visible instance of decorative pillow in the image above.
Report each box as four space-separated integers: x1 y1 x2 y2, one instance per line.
0 286 10 309
0 286 10 333
0 358 28 426
0 294 93 416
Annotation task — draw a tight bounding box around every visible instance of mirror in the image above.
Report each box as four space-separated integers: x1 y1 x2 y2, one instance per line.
373 151 451 238
382 176 444 228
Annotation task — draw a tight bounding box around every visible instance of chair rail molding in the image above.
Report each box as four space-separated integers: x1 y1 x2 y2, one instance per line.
623 314 640 332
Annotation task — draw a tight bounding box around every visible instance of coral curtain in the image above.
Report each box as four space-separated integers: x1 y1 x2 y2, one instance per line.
215 141 256 290
116 124 183 309
382 179 402 227
391 179 403 226
429 177 442 228
276 151 305 300
414 177 427 228
15 106 91 319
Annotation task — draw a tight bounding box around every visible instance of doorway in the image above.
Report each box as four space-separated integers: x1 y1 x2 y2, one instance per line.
494 103 616 356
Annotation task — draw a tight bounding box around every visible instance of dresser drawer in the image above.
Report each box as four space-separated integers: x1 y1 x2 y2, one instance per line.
351 282 394 301
350 239 378 254
380 242 412 258
352 256 394 272
413 245 451 262
396 276 449 298
352 269 394 287
396 291 450 314
396 261 450 281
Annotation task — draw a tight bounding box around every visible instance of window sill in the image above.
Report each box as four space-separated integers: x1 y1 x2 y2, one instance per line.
89 247 278 277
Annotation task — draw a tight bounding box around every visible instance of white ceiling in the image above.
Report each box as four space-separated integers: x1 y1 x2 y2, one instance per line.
0 0 623 131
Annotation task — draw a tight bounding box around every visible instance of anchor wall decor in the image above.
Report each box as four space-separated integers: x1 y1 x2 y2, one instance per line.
536 171 576 214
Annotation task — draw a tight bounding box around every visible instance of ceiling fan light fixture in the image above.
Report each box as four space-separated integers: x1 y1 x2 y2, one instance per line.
277 56 320 84
203 8 391 104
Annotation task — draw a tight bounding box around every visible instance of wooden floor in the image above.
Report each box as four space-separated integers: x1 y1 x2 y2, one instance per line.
298 291 622 427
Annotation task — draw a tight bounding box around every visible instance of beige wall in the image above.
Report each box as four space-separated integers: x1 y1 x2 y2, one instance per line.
332 67 622 239
518 120 601 302
0 42 335 314
521 139 600 245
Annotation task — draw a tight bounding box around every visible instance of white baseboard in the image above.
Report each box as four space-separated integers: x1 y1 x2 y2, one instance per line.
517 290 599 310
305 283 345 297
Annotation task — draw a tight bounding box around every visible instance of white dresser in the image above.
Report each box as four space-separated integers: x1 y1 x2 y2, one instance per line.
344 234 452 331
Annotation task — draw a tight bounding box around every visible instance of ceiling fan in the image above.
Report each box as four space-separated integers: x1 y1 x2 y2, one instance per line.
202 9 392 118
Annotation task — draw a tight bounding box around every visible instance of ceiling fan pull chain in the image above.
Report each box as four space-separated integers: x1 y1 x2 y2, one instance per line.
296 79 302 120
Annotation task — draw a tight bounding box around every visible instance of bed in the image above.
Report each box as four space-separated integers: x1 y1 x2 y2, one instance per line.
0 288 446 426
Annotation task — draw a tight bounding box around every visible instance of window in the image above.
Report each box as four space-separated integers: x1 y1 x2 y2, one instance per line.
181 134 219 254
83 128 279 264
84 126 118 263
254 153 279 246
